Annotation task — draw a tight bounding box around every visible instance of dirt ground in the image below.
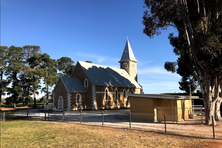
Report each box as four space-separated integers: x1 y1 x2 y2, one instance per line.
0 106 30 111
3 107 222 147
56 121 222 148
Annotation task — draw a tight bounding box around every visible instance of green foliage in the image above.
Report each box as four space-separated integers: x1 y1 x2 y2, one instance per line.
143 0 222 124
40 53 58 101
85 60 92 63
0 46 9 107
57 57 75 76
0 45 76 107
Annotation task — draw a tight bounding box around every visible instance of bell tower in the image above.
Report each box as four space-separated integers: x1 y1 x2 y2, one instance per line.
119 38 138 81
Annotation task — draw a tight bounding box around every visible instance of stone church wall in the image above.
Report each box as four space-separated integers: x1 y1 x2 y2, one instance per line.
54 80 68 110
95 86 133 109
71 63 92 109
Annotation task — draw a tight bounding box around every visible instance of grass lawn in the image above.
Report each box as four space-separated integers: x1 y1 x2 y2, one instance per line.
0 120 212 148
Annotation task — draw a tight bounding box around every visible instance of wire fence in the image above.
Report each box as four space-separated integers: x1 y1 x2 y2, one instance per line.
0 106 221 140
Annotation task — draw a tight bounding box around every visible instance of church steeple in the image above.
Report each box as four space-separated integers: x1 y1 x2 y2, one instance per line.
119 39 137 62
119 38 138 81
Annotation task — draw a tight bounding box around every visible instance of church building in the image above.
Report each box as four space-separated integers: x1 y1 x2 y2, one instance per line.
53 39 143 111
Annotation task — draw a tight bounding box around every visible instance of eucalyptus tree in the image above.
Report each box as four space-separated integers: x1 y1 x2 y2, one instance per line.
164 34 198 95
143 0 222 124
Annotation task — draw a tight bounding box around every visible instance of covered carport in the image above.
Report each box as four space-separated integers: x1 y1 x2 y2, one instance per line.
128 94 199 122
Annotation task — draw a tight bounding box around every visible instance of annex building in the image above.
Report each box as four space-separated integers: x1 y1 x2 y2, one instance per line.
53 39 143 111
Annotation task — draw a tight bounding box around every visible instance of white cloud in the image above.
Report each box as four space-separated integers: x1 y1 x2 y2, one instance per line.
137 60 154 67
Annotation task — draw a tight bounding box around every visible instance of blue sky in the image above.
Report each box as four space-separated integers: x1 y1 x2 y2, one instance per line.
1 0 182 95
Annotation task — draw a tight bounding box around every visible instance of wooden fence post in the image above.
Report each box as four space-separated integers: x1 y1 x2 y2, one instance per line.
27 108 29 117
102 111 104 126
212 116 215 139
129 111 131 129
63 111 65 121
80 110 82 124
164 114 167 133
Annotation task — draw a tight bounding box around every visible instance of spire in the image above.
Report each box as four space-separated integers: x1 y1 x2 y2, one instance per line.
119 38 137 62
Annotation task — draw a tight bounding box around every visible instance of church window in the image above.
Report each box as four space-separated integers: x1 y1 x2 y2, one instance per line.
115 89 119 101
76 94 82 104
123 90 126 98
122 63 128 69
84 78 88 88
105 89 109 101
58 96 63 110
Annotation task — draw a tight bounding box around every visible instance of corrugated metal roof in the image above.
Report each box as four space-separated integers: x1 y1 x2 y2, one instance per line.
128 94 199 100
119 39 137 62
78 61 141 88
60 76 87 93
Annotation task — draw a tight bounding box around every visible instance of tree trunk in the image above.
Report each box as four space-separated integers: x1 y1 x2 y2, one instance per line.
215 98 222 121
33 76 37 108
47 83 49 104
204 97 216 125
13 103 16 108
0 92 2 108
0 73 3 108
34 88 36 108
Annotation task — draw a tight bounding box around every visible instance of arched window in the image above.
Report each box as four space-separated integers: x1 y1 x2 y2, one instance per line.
131 89 134 94
84 78 88 88
76 94 82 104
123 90 126 98
115 89 119 101
105 89 109 101
58 96 63 110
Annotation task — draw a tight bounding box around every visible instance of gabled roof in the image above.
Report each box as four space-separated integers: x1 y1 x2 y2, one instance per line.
60 76 87 93
119 39 137 62
78 61 141 88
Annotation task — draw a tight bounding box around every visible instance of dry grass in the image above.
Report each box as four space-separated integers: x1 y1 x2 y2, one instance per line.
0 120 212 148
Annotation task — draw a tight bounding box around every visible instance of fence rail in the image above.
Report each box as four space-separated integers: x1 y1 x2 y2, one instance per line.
0 106 220 140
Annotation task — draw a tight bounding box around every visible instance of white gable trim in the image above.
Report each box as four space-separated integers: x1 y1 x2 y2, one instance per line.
67 93 71 111
92 85 96 110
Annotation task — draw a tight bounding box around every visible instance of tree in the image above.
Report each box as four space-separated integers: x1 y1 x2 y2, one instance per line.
40 53 58 103
57 57 75 77
143 0 222 125
23 45 41 108
5 46 25 107
164 34 198 95
27 53 45 108
0 46 9 107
